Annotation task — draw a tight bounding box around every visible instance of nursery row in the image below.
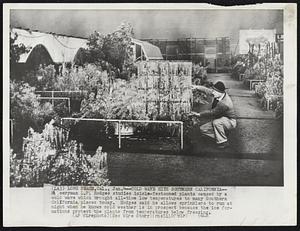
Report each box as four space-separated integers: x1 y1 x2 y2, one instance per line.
10 120 110 187
10 59 206 152
231 46 283 118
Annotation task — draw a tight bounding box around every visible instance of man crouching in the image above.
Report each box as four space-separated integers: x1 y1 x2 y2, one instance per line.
191 81 237 149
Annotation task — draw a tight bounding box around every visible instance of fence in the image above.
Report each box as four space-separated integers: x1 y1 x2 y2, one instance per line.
265 95 283 111
36 90 88 113
35 90 88 97
248 79 266 91
37 97 71 113
135 61 193 119
61 117 184 150
35 90 87 102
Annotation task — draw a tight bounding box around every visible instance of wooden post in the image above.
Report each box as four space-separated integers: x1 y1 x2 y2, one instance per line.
51 91 54 106
180 122 184 150
146 64 148 114
215 38 218 73
68 98 71 114
10 119 14 144
22 138 25 153
168 62 171 115
157 65 161 116
118 121 121 149
239 74 245 81
165 40 168 60
190 38 192 61
266 98 270 111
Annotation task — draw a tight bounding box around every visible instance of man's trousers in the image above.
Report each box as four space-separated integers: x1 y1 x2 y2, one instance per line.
199 116 237 144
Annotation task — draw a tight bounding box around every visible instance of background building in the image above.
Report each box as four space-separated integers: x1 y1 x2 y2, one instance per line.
145 37 231 72
11 27 163 72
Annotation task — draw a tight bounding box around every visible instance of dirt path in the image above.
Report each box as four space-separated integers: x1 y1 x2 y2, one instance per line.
190 73 283 157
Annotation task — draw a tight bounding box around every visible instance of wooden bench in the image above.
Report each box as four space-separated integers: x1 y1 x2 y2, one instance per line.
239 74 245 81
249 79 266 91
265 95 283 111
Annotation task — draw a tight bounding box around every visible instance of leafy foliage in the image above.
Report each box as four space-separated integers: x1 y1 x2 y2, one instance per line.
10 81 57 125
24 65 57 90
275 100 283 118
232 46 283 116
192 90 209 105
10 81 57 150
80 77 149 120
86 22 134 70
10 30 30 79
10 122 110 187
48 141 110 186
54 63 113 92
10 32 28 64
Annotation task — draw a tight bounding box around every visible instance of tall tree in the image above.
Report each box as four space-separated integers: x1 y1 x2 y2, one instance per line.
10 30 30 79
86 22 134 71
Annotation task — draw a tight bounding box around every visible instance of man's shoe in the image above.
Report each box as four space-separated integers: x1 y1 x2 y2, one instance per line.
217 141 230 149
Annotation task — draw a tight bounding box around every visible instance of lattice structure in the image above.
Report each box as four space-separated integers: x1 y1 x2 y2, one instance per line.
135 61 192 119
144 37 231 71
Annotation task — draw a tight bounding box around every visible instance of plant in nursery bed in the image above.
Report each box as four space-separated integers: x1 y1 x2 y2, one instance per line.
10 81 57 151
70 89 113 150
234 52 283 113
275 100 283 118
73 78 149 149
54 64 113 92
10 122 110 187
193 89 210 105
255 82 267 98
53 101 70 118
23 65 57 91
48 141 110 186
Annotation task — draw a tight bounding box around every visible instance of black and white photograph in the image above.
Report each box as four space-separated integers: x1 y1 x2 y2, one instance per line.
8 6 285 187
3 3 297 227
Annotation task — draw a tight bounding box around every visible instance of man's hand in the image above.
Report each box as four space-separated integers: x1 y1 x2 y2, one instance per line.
191 85 200 90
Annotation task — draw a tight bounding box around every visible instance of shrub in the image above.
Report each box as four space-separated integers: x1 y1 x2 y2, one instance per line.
275 100 283 118
80 77 149 120
86 22 134 71
24 65 57 90
54 63 113 92
48 141 110 186
10 81 57 150
10 122 110 187
193 90 209 105
255 82 266 98
10 30 30 80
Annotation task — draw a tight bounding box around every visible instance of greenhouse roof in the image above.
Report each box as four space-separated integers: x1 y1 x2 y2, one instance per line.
11 28 88 63
132 39 163 60
12 27 163 63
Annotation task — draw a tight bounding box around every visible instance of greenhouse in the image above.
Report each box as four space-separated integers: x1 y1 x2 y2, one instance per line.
12 27 163 70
